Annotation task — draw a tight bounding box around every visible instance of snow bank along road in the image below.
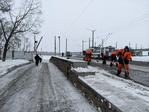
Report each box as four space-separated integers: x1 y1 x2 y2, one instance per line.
0 62 98 112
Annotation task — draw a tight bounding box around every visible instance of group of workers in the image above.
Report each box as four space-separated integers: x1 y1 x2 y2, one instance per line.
83 46 132 79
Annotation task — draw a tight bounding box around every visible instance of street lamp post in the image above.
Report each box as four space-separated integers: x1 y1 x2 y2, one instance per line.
58 36 60 56
116 42 118 50
86 28 96 47
82 40 86 51
129 42 131 48
135 44 137 49
54 36 56 56
66 38 67 53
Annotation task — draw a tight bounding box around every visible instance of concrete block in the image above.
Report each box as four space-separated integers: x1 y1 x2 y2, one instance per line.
73 69 95 77
72 61 87 68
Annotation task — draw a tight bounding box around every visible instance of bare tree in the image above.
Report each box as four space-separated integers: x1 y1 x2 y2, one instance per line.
0 0 11 12
0 0 42 61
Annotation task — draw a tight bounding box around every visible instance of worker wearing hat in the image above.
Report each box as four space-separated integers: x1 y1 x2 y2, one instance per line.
116 46 132 78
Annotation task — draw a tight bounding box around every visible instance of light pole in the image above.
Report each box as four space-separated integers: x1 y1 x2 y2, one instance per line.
66 38 67 53
129 42 131 48
82 40 86 51
54 36 56 56
86 28 96 47
58 36 60 56
116 42 118 50
89 38 90 48
135 44 137 49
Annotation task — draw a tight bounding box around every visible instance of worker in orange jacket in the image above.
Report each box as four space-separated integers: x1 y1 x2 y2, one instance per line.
84 49 93 65
110 51 118 67
101 53 107 64
116 46 132 78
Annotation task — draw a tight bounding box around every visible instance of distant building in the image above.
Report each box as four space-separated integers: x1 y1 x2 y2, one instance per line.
132 48 149 56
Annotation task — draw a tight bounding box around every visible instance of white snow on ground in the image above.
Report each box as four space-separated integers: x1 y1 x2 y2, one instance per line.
75 66 149 111
0 59 30 77
0 55 149 111
132 56 149 62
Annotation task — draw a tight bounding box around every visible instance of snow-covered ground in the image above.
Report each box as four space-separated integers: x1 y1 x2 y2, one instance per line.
0 55 149 111
0 59 30 77
0 57 98 112
75 66 149 111
132 56 149 62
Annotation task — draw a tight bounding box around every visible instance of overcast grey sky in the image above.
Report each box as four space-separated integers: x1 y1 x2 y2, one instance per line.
37 0 149 52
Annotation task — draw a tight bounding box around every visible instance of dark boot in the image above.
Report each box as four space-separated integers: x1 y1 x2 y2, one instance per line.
116 70 121 76
110 63 113 67
125 72 129 79
88 61 90 65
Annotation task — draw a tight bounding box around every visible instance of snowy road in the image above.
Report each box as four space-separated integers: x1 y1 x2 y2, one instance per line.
0 62 98 112
89 59 149 87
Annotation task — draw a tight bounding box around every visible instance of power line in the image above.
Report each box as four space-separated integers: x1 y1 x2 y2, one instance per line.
98 33 112 47
100 13 149 33
63 0 94 36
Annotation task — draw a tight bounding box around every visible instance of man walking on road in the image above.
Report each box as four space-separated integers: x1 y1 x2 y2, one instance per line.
34 54 42 66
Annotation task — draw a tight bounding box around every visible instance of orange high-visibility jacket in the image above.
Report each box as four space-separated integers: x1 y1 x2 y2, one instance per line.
117 49 123 53
117 49 131 59
111 51 118 55
86 49 93 54
123 50 131 59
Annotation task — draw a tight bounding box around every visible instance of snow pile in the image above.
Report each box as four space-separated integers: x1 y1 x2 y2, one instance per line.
0 59 30 77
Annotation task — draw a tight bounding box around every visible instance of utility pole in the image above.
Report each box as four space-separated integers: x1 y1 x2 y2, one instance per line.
86 28 96 47
82 40 86 51
116 42 118 50
129 42 131 48
89 38 90 48
54 36 56 56
135 44 137 49
92 30 96 47
58 36 60 56
66 38 67 53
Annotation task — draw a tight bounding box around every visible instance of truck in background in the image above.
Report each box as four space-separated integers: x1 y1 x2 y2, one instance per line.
91 46 115 59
